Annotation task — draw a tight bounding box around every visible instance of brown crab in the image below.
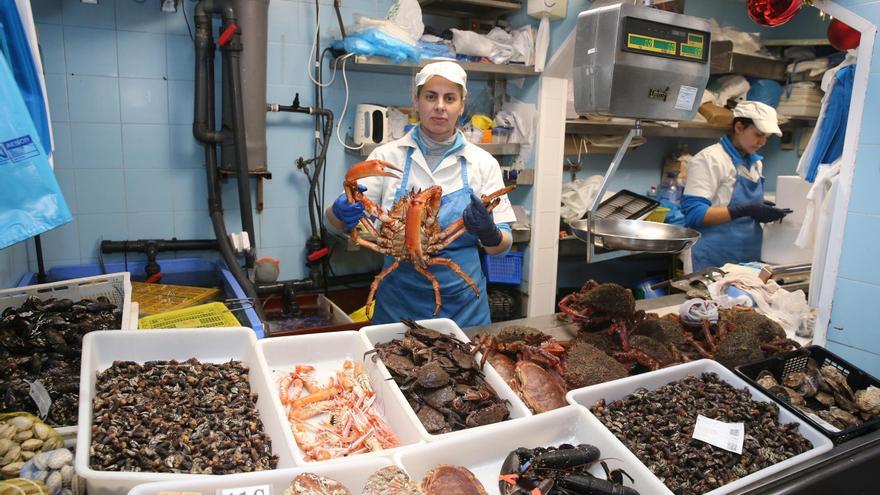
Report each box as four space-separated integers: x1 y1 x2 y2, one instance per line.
422 465 488 495
472 326 569 413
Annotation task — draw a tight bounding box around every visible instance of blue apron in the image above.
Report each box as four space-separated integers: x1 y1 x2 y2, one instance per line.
691 138 764 271
371 149 490 327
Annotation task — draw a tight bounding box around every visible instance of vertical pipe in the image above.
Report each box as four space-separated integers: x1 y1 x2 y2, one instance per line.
34 235 46 284
223 29 257 268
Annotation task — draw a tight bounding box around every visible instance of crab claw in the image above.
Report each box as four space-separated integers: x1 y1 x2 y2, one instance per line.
345 159 402 181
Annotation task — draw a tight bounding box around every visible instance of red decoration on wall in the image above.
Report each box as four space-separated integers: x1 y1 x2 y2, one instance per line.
828 19 861 51
747 0 803 27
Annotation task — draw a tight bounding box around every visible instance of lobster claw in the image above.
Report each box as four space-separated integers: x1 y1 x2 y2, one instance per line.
345 159 402 181
499 448 532 494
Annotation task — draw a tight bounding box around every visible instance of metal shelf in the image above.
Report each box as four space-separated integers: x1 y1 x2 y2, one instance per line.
762 38 832 47
335 54 538 80
349 141 521 157
711 41 788 81
565 118 814 140
565 119 729 140
418 0 522 17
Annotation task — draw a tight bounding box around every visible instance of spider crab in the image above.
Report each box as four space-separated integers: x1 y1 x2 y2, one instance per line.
344 160 516 317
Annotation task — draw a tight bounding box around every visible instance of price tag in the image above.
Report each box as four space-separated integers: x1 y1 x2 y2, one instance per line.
26 379 52 419
674 85 699 111
217 485 270 495
692 415 744 454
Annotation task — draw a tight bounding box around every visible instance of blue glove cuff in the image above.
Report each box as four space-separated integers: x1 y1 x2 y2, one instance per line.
479 226 503 247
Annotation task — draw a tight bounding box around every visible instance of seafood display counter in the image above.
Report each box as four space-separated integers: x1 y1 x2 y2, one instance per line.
463 305 880 494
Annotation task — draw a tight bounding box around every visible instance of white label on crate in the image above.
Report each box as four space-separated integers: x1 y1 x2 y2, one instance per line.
806 412 841 432
692 415 744 454
217 485 270 495
675 85 699 111
26 379 51 419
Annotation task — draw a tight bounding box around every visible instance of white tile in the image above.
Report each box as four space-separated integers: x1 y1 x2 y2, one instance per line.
535 211 560 250
538 176 563 213
527 282 556 316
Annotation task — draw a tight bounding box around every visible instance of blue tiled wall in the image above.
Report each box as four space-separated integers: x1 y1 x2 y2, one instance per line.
29 0 404 281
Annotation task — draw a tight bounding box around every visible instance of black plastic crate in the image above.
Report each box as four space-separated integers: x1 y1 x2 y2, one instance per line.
736 345 880 444
587 189 660 220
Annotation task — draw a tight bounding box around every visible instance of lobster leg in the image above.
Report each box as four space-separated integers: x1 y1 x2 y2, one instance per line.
365 260 399 319
413 264 442 315
426 258 479 296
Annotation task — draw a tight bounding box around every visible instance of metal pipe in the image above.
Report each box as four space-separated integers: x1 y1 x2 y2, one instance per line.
101 239 219 253
255 271 380 295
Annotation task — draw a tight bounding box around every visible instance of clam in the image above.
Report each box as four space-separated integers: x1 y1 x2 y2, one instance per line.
828 406 861 428
820 365 854 399
854 386 880 416
815 391 835 407
756 370 779 389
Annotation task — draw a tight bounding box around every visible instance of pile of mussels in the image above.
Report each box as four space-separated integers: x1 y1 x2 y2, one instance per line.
0 296 120 426
591 373 813 494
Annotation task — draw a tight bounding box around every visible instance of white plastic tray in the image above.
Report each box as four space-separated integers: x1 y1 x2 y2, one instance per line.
360 318 532 441
0 272 133 331
127 455 392 495
566 359 835 495
76 328 297 495
394 406 653 495
256 331 424 465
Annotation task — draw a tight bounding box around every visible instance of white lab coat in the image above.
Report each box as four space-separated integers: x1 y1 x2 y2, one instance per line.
355 129 516 224
684 142 763 207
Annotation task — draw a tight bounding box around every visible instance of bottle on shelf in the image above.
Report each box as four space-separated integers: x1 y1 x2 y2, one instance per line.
657 172 681 206
646 185 658 200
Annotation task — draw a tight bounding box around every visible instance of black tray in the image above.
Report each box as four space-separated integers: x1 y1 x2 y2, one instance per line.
588 189 660 220
736 345 880 444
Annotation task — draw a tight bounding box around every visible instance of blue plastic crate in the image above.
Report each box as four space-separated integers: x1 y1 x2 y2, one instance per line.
483 252 523 285
19 257 264 338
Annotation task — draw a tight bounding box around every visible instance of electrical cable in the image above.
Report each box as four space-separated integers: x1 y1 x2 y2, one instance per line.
336 54 364 151
181 0 194 42
306 3 343 88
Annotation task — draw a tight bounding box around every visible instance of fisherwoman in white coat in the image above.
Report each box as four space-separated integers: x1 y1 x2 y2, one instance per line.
326 61 515 326
682 101 790 270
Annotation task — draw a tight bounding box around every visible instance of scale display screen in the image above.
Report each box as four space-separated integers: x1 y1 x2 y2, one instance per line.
621 17 709 63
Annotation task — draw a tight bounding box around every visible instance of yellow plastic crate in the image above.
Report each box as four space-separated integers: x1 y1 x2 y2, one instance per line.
132 281 222 315
138 302 241 329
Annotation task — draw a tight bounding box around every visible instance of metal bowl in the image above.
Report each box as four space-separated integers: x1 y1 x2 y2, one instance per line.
569 218 701 253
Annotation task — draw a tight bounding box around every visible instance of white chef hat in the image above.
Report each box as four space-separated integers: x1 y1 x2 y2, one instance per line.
414 61 468 98
733 101 782 137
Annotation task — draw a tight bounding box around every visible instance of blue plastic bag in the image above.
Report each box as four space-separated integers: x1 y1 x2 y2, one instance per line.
335 28 421 64
0 2 51 156
746 79 783 108
0 54 71 249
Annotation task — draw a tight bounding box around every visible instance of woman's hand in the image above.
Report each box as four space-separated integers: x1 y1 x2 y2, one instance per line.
329 185 367 230
463 194 503 247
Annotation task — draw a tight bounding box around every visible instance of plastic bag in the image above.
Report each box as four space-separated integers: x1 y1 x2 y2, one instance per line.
0 54 72 249
337 27 420 63
747 79 784 108
384 0 423 44
509 26 534 65
19 449 81 495
451 29 514 65
560 175 604 224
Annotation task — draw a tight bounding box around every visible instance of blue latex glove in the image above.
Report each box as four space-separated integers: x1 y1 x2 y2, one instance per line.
332 185 367 230
728 202 788 223
463 194 503 247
